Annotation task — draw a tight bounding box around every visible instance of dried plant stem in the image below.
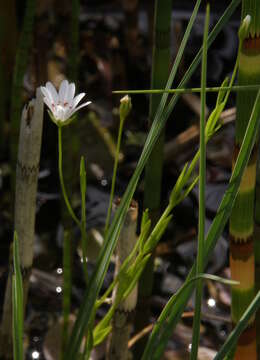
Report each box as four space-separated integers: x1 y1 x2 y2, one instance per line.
10 0 35 183
1 89 44 359
106 200 138 360
230 2 260 358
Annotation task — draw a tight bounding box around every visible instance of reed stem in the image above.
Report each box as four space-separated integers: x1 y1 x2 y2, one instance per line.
106 200 138 360
10 0 35 186
230 2 260 358
136 0 172 353
1 89 44 359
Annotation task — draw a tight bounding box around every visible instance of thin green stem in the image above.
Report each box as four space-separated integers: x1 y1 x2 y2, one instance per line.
190 4 209 360
113 84 260 95
58 127 81 228
104 114 125 234
80 157 88 284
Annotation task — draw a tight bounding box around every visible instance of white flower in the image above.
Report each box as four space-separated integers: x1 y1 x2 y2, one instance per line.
40 80 91 126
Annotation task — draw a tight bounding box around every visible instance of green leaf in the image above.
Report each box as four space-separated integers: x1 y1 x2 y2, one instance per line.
12 232 24 360
93 326 112 346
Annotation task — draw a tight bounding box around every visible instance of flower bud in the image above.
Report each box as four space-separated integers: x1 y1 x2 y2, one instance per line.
238 15 251 42
119 95 132 120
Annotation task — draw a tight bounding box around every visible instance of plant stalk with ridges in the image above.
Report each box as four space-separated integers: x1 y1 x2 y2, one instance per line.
229 2 260 358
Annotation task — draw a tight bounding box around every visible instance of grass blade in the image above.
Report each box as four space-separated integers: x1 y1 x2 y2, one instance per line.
65 1 241 358
190 4 209 359
215 291 260 360
12 232 24 360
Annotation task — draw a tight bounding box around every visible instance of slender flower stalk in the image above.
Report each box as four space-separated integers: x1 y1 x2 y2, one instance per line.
229 4 260 358
58 126 81 228
40 80 91 227
190 4 209 359
41 80 91 282
105 95 132 235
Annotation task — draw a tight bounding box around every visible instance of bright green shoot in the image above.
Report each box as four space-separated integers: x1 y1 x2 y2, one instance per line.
190 4 209 359
12 232 24 360
104 95 132 235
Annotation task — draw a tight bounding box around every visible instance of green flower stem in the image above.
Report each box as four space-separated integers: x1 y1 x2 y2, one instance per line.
112 84 260 95
104 112 125 235
58 126 81 228
80 157 88 284
190 4 209 360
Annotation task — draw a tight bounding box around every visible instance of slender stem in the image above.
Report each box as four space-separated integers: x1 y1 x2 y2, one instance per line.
190 5 209 360
104 113 125 234
80 158 88 284
58 126 81 228
112 84 260 95
62 230 72 360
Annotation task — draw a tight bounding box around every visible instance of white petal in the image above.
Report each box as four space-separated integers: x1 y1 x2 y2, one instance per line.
46 82 59 103
74 101 92 112
67 83 76 104
59 80 69 104
72 93 86 108
41 87 53 103
43 97 54 112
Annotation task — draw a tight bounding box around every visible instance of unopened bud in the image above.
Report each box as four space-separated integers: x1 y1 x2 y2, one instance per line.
119 95 132 120
238 15 251 41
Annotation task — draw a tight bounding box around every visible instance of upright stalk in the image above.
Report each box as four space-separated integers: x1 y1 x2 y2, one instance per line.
190 4 209 359
1 89 44 359
136 0 172 351
229 2 260 359
10 0 35 184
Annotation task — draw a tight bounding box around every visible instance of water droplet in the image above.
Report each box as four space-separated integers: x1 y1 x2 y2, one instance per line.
101 179 108 186
207 298 216 308
32 350 40 359
56 286 62 293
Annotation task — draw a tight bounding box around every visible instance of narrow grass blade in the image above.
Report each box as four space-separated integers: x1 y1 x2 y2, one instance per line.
113 84 260 95
190 5 209 359
65 1 241 358
80 156 88 283
142 90 260 360
215 291 260 360
142 273 238 360
12 232 24 360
